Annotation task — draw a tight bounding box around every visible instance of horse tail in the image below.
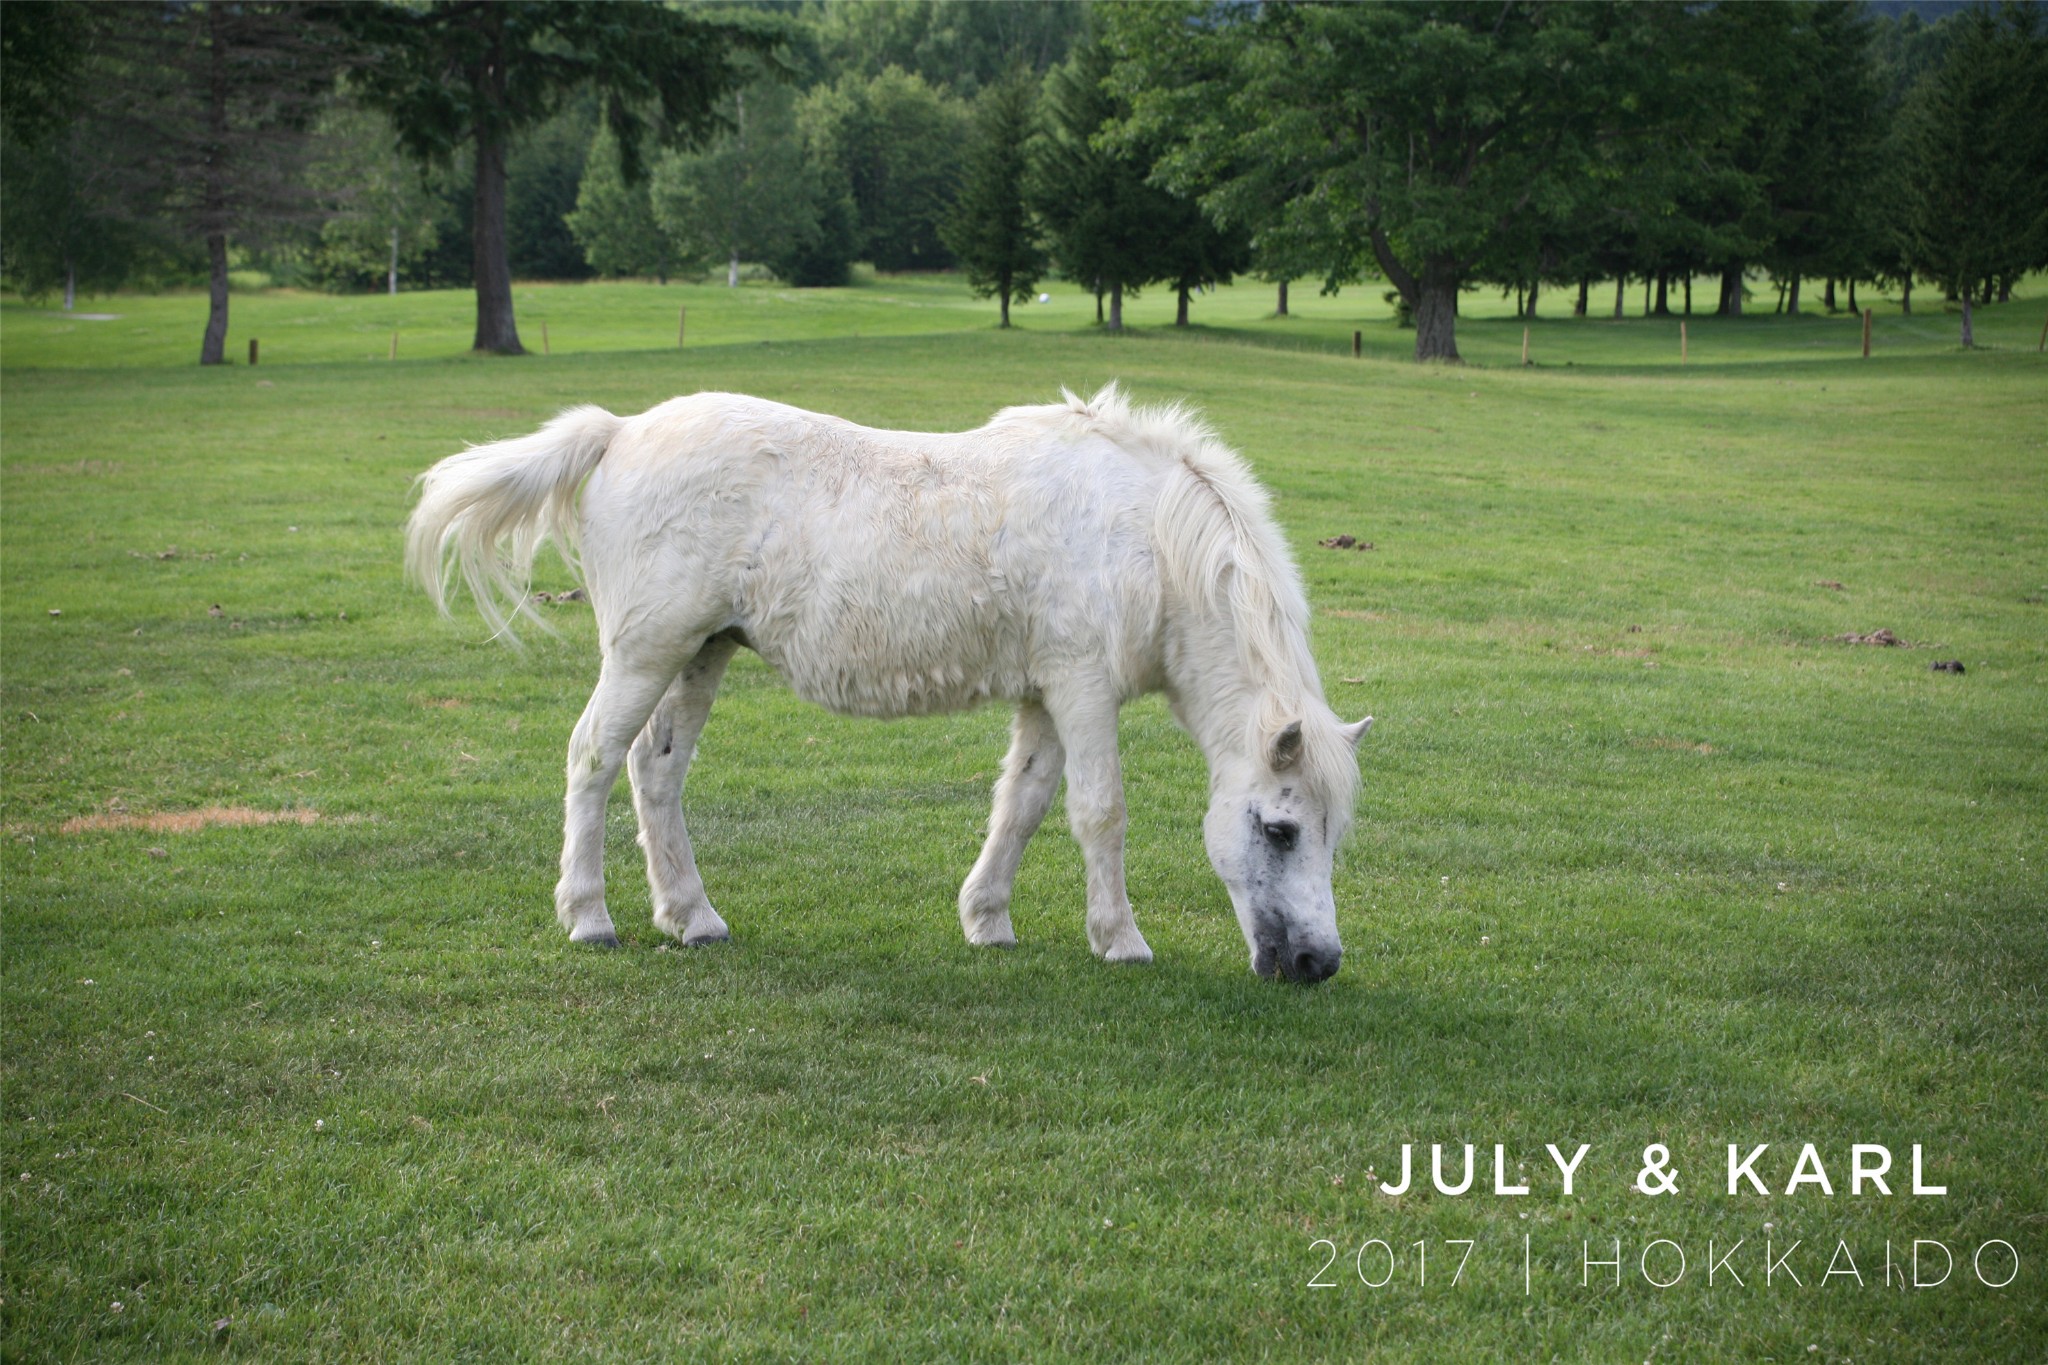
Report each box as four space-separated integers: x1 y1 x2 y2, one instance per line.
405 404 621 641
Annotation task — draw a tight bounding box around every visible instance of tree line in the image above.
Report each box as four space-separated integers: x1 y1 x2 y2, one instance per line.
1088 0 2047 358
3 2 2041 363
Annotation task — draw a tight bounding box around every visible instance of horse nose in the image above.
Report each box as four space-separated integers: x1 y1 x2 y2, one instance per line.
1287 946 1340 983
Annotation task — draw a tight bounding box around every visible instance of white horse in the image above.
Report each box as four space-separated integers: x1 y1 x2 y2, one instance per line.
406 384 1370 981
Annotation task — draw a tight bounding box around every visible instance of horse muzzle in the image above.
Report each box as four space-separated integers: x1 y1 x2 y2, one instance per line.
1253 935 1342 984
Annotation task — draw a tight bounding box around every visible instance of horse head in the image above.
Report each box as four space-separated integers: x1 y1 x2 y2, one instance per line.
1202 712 1371 982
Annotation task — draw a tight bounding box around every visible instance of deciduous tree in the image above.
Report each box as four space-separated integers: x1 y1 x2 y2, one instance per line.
800 67 968 272
1109 2 1673 362
652 79 831 288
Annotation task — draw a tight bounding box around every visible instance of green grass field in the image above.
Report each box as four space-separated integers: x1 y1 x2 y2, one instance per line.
5 269 2036 371
4 276 2046 1361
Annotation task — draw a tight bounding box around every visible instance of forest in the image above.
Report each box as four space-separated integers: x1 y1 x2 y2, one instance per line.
2 0 2043 361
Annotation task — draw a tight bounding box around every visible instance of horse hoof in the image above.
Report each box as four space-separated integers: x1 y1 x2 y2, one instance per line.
963 919 1017 948
1101 938 1154 965
680 928 729 947
574 931 621 948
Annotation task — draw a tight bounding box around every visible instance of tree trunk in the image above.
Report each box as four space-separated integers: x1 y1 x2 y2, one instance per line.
1900 276 1911 315
1276 279 1289 316
1642 276 1651 316
470 125 524 354
1824 278 1836 312
1094 281 1103 325
1683 274 1692 315
1787 274 1802 315
63 259 76 312
1527 278 1539 319
1613 275 1626 320
1654 273 1668 316
388 225 399 296
201 232 230 365
998 271 1011 328
200 4 230 366
1414 266 1461 363
1514 283 1524 318
1847 278 1857 313
1960 292 1973 348
1108 280 1123 332
1176 283 1190 326
1719 264 1743 317
1575 276 1589 317
1997 276 2012 304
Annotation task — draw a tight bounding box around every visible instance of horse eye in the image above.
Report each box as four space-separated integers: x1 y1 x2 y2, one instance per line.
1262 820 1299 851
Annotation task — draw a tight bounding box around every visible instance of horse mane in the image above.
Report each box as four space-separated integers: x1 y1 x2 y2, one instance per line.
1040 383 1359 819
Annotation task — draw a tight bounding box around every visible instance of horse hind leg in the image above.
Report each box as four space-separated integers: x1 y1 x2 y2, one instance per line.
959 700 1064 947
556 643 701 946
629 635 738 945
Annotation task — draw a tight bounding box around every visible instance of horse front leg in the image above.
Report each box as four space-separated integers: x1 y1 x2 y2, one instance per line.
958 700 1065 947
629 635 738 945
556 649 695 945
1045 686 1152 964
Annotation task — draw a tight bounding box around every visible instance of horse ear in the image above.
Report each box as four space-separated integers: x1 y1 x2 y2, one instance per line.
1269 719 1304 770
1343 716 1374 749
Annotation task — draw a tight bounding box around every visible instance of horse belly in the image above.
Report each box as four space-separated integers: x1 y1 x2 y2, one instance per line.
761 574 1026 717
737 501 1032 718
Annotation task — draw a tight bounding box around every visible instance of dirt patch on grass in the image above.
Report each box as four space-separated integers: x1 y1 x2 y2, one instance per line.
1633 737 1716 755
59 806 323 835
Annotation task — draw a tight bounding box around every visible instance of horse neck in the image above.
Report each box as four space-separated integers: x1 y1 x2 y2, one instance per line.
1164 607 1280 782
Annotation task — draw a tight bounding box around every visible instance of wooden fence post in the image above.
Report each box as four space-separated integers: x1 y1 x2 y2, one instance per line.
248 338 258 366
389 331 398 361
1680 321 1688 364
1351 330 1361 358
1521 326 1530 367
541 321 550 356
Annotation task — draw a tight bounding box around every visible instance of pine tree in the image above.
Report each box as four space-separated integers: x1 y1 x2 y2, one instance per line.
940 69 1044 327
567 123 676 281
1897 5 2048 347
89 2 345 362
1027 33 1166 330
332 1 776 354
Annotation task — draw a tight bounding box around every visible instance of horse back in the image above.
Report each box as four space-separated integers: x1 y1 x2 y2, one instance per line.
580 393 1169 717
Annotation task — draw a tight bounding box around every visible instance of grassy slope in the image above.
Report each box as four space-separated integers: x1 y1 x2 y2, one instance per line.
3 282 2046 1361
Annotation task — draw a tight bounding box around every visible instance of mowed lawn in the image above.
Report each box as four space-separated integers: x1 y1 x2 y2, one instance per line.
3 280 2045 1361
